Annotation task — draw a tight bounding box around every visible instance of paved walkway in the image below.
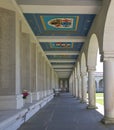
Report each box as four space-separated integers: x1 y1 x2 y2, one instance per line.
18 93 114 130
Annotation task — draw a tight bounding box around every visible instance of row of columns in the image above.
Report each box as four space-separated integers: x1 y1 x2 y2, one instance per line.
0 7 59 110
69 67 97 108
70 60 114 124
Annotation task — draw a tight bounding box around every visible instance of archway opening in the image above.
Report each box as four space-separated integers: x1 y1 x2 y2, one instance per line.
87 34 103 113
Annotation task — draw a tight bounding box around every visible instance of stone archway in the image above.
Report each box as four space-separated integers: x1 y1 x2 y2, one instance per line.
87 33 99 109
87 33 99 68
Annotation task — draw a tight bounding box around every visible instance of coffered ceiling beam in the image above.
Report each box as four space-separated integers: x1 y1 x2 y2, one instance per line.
50 59 75 63
45 51 79 55
54 69 72 72
37 36 86 43
52 65 73 68
17 0 102 14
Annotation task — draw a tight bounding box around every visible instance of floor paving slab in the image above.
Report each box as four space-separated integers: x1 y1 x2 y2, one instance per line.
18 93 114 130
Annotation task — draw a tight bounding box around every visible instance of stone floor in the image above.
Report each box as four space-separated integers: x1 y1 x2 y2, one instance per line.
18 93 114 130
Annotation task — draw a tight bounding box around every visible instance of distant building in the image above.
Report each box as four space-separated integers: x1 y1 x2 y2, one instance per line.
95 72 103 92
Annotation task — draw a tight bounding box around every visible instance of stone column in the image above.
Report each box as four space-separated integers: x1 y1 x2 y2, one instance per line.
81 72 87 103
49 66 52 95
43 60 47 97
75 75 78 98
41 56 45 99
71 74 73 96
73 71 76 97
38 52 42 100
48 65 51 96
87 67 97 109
36 47 40 100
51 70 55 94
0 8 23 109
50 68 53 95
20 33 32 103
46 63 49 96
75 68 78 98
70 74 73 95
46 64 47 96
30 43 37 101
102 59 114 124
77 75 82 100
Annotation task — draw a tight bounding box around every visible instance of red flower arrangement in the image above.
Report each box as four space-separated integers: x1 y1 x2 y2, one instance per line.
22 90 29 99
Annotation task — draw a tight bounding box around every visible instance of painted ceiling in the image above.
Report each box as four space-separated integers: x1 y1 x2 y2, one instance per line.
24 14 95 36
23 13 96 78
39 42 83 51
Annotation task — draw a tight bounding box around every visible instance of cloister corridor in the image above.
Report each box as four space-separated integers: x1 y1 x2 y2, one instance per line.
1 0 114 130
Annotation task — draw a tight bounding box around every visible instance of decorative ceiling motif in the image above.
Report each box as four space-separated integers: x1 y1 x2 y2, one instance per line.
39 42 83 51
23 13 95 78
40 16 79 31
50 42 73 49
24 14 95 36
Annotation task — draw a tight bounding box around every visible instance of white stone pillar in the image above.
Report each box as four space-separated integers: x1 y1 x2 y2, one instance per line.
75 68 78 98
71 74 73 95
43 60 46 97
47 63 50 96
38 52 43 100
20 33 32 103
77 75 82 100
30 43 37 101
73 71 76 97
75 75 78 98
49 68 53 95
36 47 40 101
81 72 87 103
102 60 114 124
41 56 45 99
87 67 97 109
0 8 23 109
49 67 52 95
72 72 74 96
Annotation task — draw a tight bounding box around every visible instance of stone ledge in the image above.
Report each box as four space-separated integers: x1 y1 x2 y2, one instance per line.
0 94 54 130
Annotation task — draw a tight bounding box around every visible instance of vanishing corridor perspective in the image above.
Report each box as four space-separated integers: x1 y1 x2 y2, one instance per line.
0 0 114 130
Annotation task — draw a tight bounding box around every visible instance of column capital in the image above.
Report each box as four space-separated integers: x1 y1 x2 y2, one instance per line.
81 72 87 77
87 66 96 72
101 52 114 61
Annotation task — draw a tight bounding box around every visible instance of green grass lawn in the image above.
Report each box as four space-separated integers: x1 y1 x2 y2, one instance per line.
96 93 104 97
96 93 104 105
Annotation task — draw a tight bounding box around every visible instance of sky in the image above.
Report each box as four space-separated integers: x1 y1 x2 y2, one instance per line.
96 53 103 72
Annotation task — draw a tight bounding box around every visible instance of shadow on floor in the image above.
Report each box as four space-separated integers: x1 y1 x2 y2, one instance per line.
18 93 114 130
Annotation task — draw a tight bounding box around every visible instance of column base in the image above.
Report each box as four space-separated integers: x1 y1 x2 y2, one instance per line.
101 117 114 124
32 92 40 101
44 90 47 97
87 105 98 109
0 95 23 110
25 92 33 103
80 100 87 103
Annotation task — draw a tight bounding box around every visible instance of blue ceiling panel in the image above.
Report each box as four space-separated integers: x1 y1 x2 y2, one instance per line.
47 55 78 60
51 62 75 65
39 42 84 51
24 14 95 36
